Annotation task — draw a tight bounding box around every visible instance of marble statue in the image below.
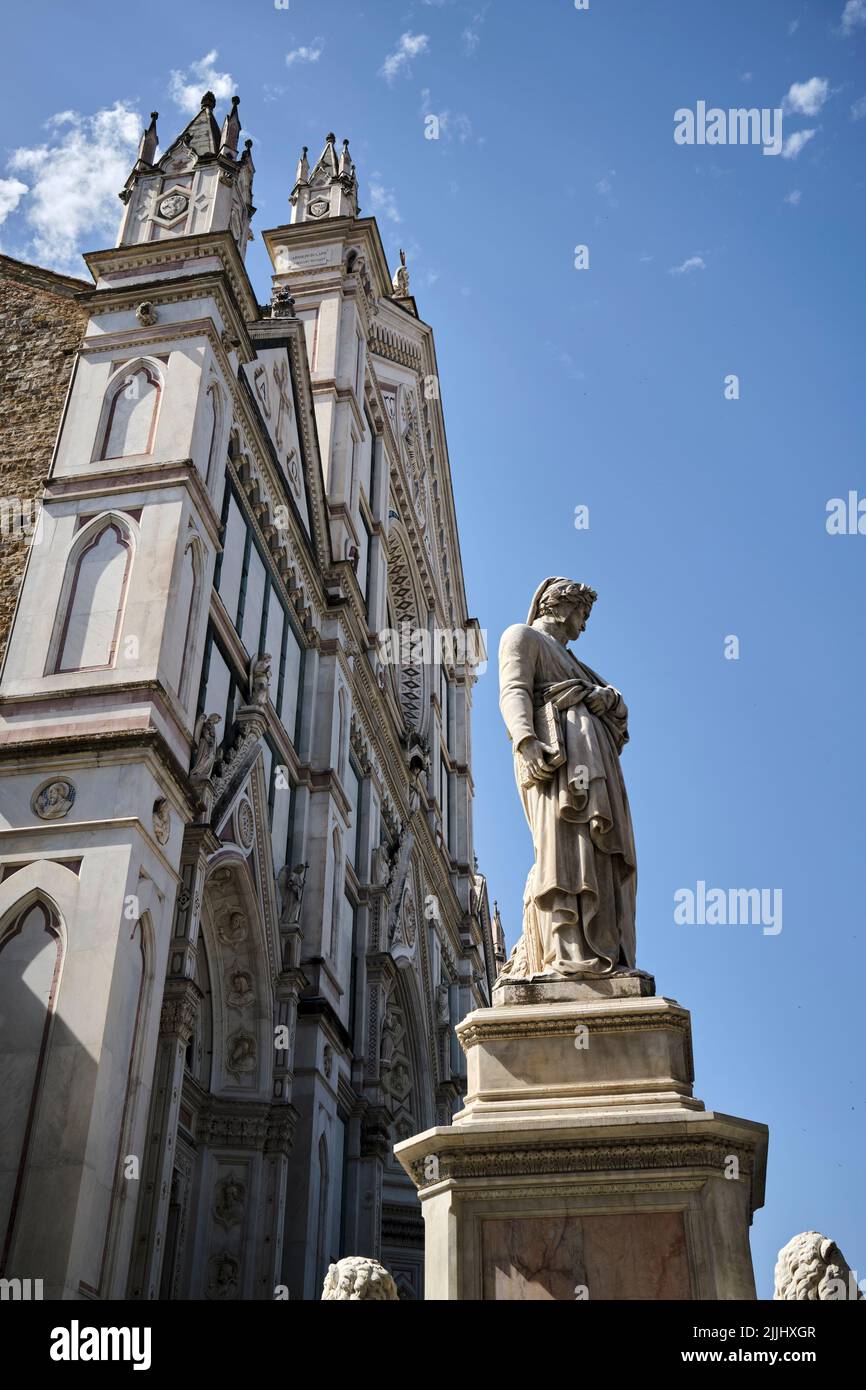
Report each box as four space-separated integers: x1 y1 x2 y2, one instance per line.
190 712 221 781
392 248 410 298
774 1232 864 1300
321 1256 399 1301
498 577 637 980
248 653 272 707
277 862 307 927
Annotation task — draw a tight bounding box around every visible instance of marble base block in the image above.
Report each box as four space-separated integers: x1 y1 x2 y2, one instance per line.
394 986 768 1301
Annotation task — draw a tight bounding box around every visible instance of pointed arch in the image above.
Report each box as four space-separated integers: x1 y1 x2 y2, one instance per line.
47 512 137 674
95 358 163 461
177 531 206 708
204 379 226 489
0 893 64 1273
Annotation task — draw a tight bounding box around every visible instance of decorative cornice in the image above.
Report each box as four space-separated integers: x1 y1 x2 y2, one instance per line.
457 1011 692 1052
408 1137 759 1192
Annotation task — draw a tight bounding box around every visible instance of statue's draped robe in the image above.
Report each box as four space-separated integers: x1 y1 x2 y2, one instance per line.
498 622 637 977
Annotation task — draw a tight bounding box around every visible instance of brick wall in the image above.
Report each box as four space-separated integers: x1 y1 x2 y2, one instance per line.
0 255 89 665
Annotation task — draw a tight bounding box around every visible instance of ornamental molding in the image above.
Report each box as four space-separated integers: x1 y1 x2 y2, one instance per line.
409 1138 758 1192
457 1012 692 1051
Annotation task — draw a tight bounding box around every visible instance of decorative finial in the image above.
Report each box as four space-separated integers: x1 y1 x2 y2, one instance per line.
202 91 216 110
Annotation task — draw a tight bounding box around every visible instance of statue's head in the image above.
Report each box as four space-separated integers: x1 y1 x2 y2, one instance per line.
774 1231 862 1300
530 577 597 641
321 1256 399 1301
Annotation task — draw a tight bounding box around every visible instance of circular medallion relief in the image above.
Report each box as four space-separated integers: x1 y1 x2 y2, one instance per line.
31 778 76 821
158 192 188 221
236 799 255 849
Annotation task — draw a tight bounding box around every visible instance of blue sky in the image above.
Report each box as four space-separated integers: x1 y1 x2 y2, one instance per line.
2 0 864 1299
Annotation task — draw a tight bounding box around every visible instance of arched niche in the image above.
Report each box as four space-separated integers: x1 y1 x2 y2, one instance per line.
96 359 163 461
48 513 136 674
0 895 64 1272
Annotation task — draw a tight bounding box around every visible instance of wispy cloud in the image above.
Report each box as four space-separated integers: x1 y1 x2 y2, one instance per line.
782 77 829 115
169 51 235 114
380 32 429 82
595 170 617 203
286 39 324 67
782 128 817 158
851 94 866 119
369 178 402 223
784 188 802 205
420 89 474 142
669 255 706 276
463 7 489 57
789 19 800 35
6 103 141 271
840 1 866 35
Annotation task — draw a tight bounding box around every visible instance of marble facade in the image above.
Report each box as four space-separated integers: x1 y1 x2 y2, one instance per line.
0 95 497 1300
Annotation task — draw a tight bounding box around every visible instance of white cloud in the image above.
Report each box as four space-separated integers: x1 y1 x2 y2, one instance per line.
595 170 616 199
463 8 488 57
420 91 473 142
851 94 866 119
789 19 800 35
782 128 817 158
380 33 429 83
169 51 235 114
841 1 866 34
7 103 141 271
669 255 706 276
0 177 28 225
639 253 654 263
369 179 402 223
740 71 753 83
782 77 829 115
784 189 802 204
286 39 324 67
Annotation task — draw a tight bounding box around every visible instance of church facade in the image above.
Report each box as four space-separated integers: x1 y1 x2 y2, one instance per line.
0 92 502 1301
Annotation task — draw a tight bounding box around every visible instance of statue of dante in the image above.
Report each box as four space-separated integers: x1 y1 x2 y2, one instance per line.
498 577 637 980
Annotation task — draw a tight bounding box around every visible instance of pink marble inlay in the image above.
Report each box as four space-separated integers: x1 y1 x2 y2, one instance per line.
481 1211 691 1301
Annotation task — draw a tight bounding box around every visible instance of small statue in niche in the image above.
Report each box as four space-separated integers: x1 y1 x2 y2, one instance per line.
248 653 272 707
190 713 221 782
277 862 307 927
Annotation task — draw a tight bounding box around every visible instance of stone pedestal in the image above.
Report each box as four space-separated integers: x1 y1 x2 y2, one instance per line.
394 976 768 1301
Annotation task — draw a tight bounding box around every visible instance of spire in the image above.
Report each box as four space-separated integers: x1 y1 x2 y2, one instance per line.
492 901 507 968
116 92 256 260
137 112 159 167
219 95 241 158
290 131 359 223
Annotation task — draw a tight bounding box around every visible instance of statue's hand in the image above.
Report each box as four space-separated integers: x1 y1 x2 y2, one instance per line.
518 736 554 782
585 685 613 715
